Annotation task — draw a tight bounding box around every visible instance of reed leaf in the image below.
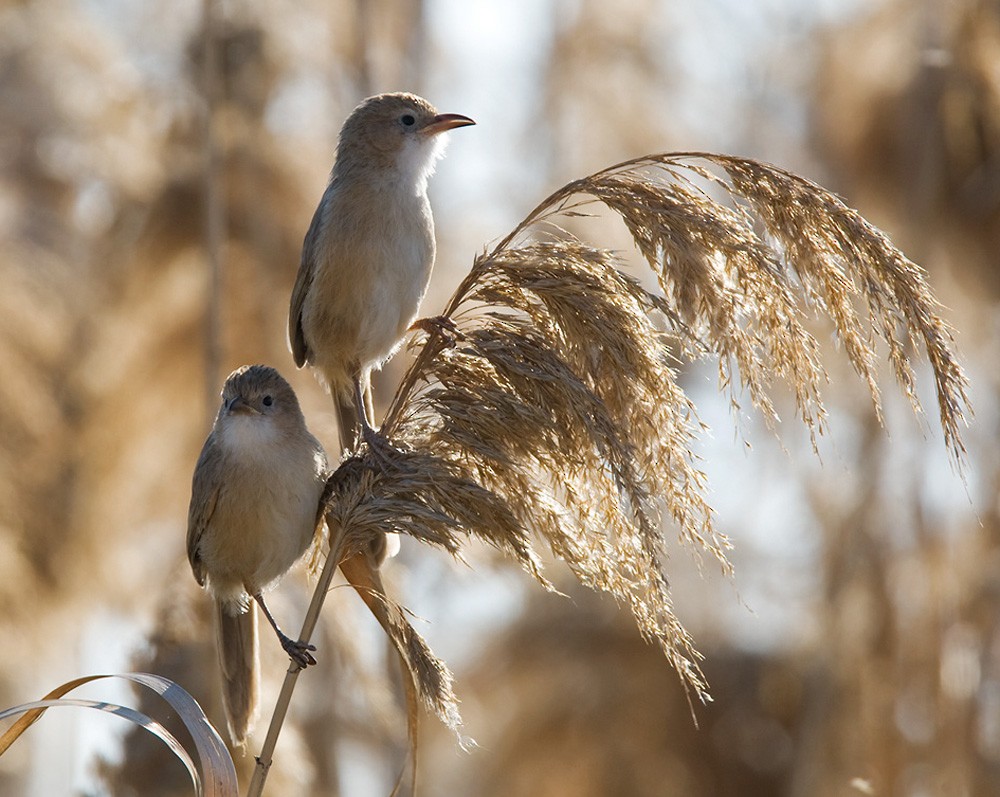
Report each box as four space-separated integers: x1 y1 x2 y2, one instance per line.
0 673 237 797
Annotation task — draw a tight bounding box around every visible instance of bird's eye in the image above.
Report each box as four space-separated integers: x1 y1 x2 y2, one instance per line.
262 395 273 407
400 114 416 127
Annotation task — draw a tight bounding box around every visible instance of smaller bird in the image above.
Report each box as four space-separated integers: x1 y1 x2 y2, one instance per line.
187 365 328 745
288 92 475 457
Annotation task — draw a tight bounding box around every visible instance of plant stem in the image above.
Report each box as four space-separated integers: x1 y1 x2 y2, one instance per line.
246 521 348 797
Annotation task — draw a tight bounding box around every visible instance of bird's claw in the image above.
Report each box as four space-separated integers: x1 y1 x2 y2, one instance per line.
409 315 461 347
360 424 403 474
280 634 317 669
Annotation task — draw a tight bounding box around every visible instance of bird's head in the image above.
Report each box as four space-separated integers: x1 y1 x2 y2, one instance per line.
217 365 305 433
334 92 475 191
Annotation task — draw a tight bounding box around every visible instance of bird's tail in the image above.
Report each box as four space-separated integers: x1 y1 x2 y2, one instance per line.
334 388 361 454
215 600 259 746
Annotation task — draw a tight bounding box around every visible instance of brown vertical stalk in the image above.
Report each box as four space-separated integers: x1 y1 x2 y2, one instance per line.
202 0 225 427
247 521 349 797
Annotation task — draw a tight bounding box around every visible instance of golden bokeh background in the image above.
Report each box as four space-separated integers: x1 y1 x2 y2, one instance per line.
1 1 998 794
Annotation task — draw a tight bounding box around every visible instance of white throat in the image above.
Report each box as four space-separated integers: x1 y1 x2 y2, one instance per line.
397 133 449 196
220 413 278 453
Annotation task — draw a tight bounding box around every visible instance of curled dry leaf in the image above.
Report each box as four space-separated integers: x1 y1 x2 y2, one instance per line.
0 673 237 797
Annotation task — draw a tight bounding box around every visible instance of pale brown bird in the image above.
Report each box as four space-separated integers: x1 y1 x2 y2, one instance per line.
288 92 475 457
187 365 328 744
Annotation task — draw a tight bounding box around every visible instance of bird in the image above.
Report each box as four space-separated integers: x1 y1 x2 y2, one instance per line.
186 364 328 745
288 92 475 460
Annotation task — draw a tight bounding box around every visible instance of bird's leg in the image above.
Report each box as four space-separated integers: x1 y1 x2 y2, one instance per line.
253 592 316 669
353 376 398 468
409 314 461 347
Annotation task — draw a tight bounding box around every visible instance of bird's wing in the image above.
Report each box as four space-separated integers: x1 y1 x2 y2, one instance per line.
186 436 223 586
288 256 313 367
289 192 330 368
311 437 332 531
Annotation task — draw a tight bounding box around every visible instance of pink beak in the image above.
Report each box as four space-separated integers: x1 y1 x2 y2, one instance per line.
421 113 476 136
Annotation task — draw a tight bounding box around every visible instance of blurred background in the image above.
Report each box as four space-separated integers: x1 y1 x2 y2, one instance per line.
0 0 997 794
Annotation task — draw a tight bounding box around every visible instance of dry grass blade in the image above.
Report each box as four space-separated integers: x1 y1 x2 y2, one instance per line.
341 552 464 756
3 700 201 788
323 151 970 715
326 480 466 739
0 673 237 797
311 524 466 795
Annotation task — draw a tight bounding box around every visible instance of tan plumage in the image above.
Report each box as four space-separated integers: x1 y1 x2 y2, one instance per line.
187 364 328 744
288 92 474 455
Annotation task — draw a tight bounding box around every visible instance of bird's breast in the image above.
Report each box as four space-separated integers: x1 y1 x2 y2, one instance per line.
199 431 324 598
303 186 436 378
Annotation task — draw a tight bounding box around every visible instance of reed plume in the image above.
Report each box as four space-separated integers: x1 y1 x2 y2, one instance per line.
319 152 970 733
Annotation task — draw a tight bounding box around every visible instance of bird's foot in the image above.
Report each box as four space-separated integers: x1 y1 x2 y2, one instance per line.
360 423 404 473
409 315 461 347
278 631 317 669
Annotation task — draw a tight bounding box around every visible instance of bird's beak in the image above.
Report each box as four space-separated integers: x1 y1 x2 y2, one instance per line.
227 396 259 415
421 113 476 136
